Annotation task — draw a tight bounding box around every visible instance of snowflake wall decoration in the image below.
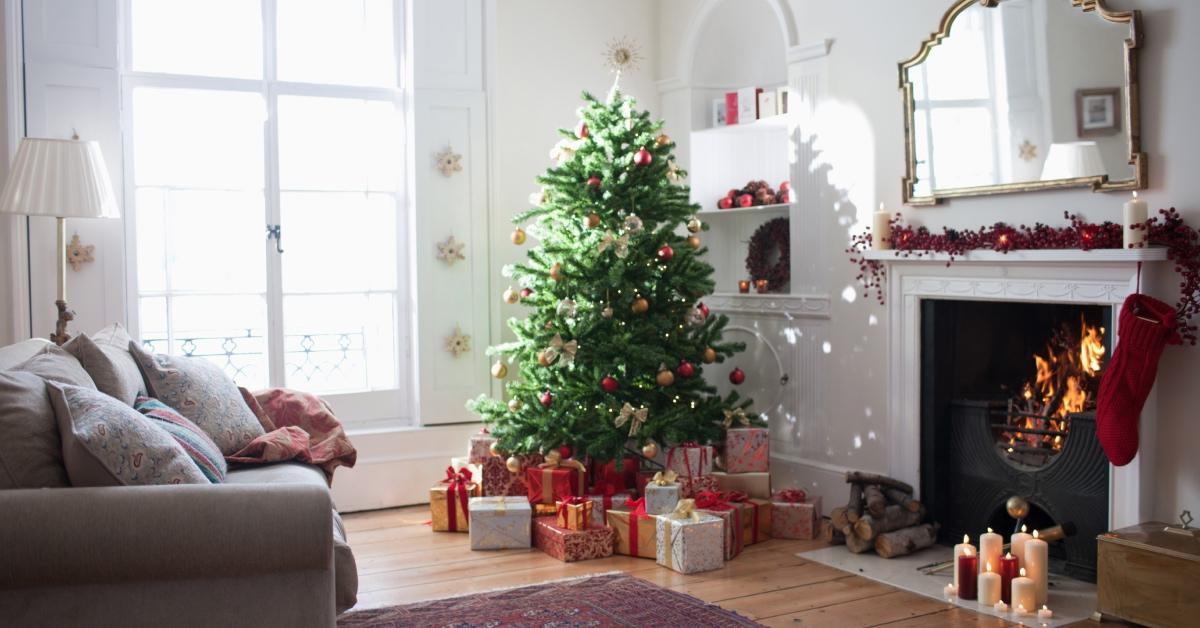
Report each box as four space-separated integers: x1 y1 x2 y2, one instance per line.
435 147 462 177
65 234 94 271
436 235 466 265
445 326 471 357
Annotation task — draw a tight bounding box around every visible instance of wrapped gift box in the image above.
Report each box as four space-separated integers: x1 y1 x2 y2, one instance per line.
481 454 543 497
727 494 772 546
467 428 497 465
533 516 616 562
607 502 657 559
533 502 558 517
468 496 531 550
712 471 771 499
679 474 719 499
655 500 725 574
556 497 593 531
585 488 635 527
644 470 682 515
693 491 744 560
724 427 769 473
450 456 481 478
430 469 482 532
770 490 821 540
590 456 639 493
526 459 588 505
665 444 714 480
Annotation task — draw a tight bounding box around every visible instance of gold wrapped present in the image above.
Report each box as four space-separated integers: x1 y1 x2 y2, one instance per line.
711 471 771 499
607 503 657 559
726 493 772 545
431 467 482 532
533 502 558 517
555 496 593 531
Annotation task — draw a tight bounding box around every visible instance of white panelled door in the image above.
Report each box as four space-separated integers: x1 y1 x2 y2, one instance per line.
123 0 410 425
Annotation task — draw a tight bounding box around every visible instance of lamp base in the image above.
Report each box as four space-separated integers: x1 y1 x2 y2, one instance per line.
50 299 75 346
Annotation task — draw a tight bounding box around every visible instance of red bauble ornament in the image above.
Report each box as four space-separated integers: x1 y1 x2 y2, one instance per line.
520 287 533 298
729 368 746 385
738 194 754 208
727 189 739 199
779 189 790 204
697 302 710 318
718 197 734 210
558 444 574 459
657 244 674 262
540 390 554 407
575 121 589 139
779 181 791 193
587 175 602 190
676 360 696 379
633 147 653 167
601 375 619 393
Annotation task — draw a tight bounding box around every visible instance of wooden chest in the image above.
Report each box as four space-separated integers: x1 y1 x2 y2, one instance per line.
1097 522 1200 628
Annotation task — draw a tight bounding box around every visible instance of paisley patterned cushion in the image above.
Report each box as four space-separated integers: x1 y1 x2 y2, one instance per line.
49 384 208 486
135 396 227 483
128 343 265 455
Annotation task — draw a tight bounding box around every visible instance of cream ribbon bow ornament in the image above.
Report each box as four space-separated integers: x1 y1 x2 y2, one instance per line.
669 498 702 522
651 469 678 486
613 403 648 436
598 231 630 258
722 408 751 429
543 333 577 367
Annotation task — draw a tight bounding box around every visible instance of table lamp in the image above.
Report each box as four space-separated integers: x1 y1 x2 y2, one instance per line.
0 137 120 345
1040 141 1106 181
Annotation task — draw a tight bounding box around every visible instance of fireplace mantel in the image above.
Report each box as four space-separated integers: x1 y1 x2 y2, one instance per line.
876 247 1166 529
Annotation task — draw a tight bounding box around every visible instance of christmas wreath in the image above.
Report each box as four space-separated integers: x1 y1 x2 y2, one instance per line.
746 217 790 291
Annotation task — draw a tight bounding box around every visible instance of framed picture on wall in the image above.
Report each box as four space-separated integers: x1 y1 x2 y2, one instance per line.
1075 87 1121 137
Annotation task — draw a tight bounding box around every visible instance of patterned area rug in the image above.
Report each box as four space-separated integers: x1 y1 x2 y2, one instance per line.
337 572 761 627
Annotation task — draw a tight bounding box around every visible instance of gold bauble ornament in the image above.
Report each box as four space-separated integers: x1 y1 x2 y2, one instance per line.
655 133 671 147
584 213 601 229
687 218 702 233
703 347 717 363
631 297 649 314
511 227 527 245
505 455 522 473
489 441 503 456
490 361 508 379
686 235 701 250
1006 495 1030 520
656 368 675 387
550 262 564 281
602 306 614 318
641 440 659 459
507 398 523 412
502 287 519 304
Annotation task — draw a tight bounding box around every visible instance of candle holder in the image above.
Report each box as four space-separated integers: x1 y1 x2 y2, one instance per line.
738 280 750 294
754 279 769 294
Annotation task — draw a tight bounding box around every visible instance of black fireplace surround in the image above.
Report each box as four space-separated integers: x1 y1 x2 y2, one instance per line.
920 299 1111 582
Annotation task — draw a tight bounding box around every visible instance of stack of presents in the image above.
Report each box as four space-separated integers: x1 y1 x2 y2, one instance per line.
429 425 823 574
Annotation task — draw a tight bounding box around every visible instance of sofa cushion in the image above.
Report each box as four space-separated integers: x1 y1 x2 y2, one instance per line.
0 371 69 489
90 323 147 396
49 383 209 487
15 343 96 389
135 396 227 483
128 343 265 455
63 333 142 405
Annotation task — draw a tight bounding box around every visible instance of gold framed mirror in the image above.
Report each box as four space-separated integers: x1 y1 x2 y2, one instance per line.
899 0 1145 206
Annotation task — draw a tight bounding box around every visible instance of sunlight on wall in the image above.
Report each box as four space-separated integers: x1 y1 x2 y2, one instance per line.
810 99 876 233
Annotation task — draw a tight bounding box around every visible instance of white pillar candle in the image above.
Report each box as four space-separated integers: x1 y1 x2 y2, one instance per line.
1010 525 1032 570
1124 191 1148 249
952 534 975 591
979 528 1002 575
1025 529 1049 606
978 562 1002 606
1038 605 1053 620
872 202 892 250
1011 568 1036 616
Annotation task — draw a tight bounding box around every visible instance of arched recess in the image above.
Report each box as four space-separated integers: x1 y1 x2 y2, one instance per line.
676 0 798 85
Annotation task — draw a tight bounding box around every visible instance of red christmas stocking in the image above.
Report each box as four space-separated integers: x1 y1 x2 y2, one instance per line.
1096 293 1181 466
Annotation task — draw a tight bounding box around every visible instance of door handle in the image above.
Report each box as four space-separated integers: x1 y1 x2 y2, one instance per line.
266 224 283 254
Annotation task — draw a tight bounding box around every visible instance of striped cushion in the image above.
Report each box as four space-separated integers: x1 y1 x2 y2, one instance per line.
134 397 227 483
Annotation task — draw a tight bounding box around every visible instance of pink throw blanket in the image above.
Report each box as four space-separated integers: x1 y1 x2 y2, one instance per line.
228 388 358 484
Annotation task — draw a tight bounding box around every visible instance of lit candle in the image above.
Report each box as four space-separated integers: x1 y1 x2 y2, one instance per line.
1124 191 1148 249
872 202 892 250
1010 525 1032 570
1025 529 1049 606
977 561 1001 606
979 528 1002 575
738 280 750 294
993 600 1009 614
754 279 769 293
953 534 975 593
1011 568 1036 616
999 552 1020 604
956 546 978 600
943 584 957 600
1038 605 1053 620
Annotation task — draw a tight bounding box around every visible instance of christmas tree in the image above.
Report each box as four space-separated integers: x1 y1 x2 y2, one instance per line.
469 86 754 464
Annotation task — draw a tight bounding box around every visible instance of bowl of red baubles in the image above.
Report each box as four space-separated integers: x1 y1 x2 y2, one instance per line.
717 180 790 210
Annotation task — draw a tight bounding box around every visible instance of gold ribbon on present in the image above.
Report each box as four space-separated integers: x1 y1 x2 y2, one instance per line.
722 408 750 428
651 469 678 486
536 455 588 503
613 403 648 436
667 498 701 522
543 334 577 368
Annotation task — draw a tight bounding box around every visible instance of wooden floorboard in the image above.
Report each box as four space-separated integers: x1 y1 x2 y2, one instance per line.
343 506 1111 627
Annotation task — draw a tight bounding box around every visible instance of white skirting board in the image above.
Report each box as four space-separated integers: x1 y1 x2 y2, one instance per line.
799 546 1097 627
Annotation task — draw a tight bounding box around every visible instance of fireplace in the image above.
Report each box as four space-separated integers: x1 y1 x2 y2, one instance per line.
920 299 1111 581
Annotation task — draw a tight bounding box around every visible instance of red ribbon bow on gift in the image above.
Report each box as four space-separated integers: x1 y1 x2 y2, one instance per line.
627 497 648 517
693 490 733 511
773 488 807 503
441 466 474 531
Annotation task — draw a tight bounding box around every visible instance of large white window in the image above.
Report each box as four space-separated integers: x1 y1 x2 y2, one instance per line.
123 0 409 424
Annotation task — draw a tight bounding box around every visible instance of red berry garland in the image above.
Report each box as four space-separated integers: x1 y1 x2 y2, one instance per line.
847 208 1200 344
746 217 790 292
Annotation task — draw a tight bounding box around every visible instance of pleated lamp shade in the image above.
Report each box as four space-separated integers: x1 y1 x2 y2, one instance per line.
1040 141 1107 181
0 138 120 218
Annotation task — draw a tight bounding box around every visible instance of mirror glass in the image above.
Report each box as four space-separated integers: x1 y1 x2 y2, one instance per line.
905 0 1136 201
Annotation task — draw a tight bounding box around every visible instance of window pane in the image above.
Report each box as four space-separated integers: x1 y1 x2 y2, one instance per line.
162 295 269 389
150 190 267 293
277 95 402 192
283 293 397 393
135 189 168 293
276 0 397 87
132 87 266 190
930 107 996 189
923 9 990 101
131 0 263 79
280 192 396 294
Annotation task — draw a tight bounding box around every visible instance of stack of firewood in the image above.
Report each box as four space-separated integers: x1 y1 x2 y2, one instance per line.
819 471 939 558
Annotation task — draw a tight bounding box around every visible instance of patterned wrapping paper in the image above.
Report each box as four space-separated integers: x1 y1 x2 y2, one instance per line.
643 471 682 515
654 501 725 575
525 460 588 504
724 427 769 473
555 497 593 531
480 454 543 497
728 496 772 546
694 492 744 560
467 429 497 465
607 506 658 559
589 456 639 493
430 473 482 532
770 492 822 540
585 489 635 527
679 474 719 499
711 471 771 499
468 496 532 550
532 516 616 562
665 444 714 480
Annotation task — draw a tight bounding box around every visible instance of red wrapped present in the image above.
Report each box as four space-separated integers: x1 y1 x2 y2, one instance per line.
770 489 822 540
525 456 587 504
556 496 593 531
679 474 719 499
430 466 481 532
532 516 615 562
725 490 772 545
724 425 769 474
589 456 638 493
480 453 543 497
693 490 744 560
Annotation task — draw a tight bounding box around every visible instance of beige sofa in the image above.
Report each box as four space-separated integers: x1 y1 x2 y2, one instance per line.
0 339 358 627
